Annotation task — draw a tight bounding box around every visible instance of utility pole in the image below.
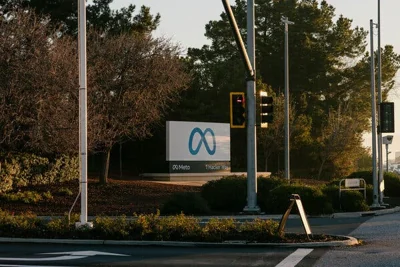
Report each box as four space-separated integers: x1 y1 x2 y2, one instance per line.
377 0 384 205
282 16 294 181
243 0 259 212
77 0 91 227
370 19 380 208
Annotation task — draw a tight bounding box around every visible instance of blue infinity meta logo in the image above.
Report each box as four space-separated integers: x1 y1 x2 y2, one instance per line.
188 127 216 155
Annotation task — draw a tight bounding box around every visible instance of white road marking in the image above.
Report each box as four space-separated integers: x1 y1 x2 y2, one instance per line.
276 249 313 267
0 250 129 262
0 265 74 267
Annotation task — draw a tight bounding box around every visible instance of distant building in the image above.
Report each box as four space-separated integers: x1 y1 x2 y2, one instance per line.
395 152 400 163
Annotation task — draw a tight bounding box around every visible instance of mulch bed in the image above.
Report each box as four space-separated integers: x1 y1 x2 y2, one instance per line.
0 178 201 216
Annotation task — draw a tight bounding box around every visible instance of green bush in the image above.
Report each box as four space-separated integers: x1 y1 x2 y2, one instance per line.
202 218 239 242
0 153 78 193
161 192 211 215
382 172 400 197
257 177 288 212
321 184 370 212
201 175 287 213
157 214 202 241
57 187 74 196
1 191 43 204
321 185 340 212
201 176 247 212
268 184 333 215
239 218 279 242
0 210 282 242
340 190 369 212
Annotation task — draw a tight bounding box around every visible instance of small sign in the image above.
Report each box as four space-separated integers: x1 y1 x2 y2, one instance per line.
278 194 312 238
345 178 361 188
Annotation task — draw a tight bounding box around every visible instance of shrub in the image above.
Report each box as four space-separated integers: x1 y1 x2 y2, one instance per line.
1 191 43 204
340 190 369 212
161 192 211 215
57 187 74 196
201 175 247 212
321 184 340 212
0 153 79 193
239 218 279 242
93 215 129 239
268 184 333 215
257 177 288 212
157 214 202 241
0 211 281 242
202 218 238 242
382 172 400 197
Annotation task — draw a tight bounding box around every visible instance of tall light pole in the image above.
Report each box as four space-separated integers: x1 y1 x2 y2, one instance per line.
77 0 90 227
370 19 380 208
281 17 294 181
377 0 384 205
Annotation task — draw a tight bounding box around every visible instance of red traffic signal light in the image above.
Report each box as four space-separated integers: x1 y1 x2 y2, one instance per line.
230 92 246 128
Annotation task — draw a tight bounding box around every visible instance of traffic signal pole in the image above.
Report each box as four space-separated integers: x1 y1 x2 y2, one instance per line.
244 0 259 212
222 0 259 212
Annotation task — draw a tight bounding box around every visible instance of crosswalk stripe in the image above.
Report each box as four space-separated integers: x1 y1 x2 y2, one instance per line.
275 248 313 267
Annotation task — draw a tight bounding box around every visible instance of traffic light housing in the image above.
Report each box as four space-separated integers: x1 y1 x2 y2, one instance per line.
230 92 246 128
260 93 273 128
380 102 395 133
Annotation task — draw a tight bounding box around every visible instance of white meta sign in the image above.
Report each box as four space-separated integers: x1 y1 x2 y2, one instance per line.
166 121 230 161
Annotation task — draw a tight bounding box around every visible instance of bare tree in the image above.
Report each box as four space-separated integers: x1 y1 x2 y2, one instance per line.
0 8 79 154
87 32 190 183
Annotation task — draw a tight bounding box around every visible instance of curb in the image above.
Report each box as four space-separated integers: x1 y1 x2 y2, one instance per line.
331 206 400 218
0 235 358 248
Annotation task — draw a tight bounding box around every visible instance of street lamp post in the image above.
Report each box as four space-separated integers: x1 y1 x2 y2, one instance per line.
77 0 91 227
377 0 384 206
281 16 294 181
370 19 380 208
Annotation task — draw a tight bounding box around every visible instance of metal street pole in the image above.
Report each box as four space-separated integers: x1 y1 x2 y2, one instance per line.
282 16 294 181
77 0 90 227
386 144 389 173
370 19 380 208
377 0 384 205
243 0 259 212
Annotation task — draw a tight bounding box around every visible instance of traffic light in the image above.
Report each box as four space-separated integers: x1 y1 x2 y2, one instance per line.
260 93 273 128
230 92 246 128
380 102 395 133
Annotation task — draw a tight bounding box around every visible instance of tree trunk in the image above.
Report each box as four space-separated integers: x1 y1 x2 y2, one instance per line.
119 143 122 179
100 148 111 184
317 158 326 180
264 156 268 172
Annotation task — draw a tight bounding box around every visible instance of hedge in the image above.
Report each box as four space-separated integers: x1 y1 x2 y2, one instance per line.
0 153 79 193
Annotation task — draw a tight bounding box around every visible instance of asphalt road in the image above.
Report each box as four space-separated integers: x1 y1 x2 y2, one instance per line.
0 216 371 267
